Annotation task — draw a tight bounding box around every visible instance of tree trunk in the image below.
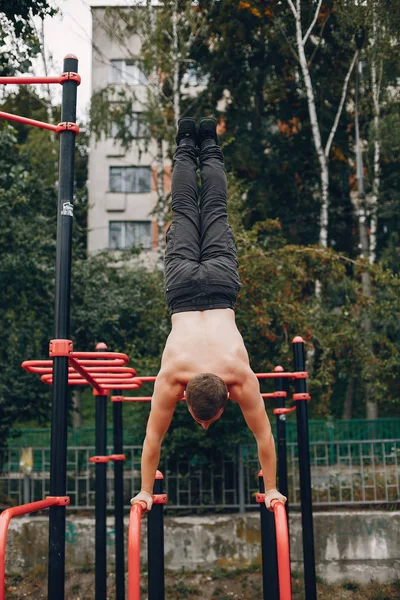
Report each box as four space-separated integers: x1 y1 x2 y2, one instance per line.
156 137 166 267
172 0 180 126
342 376 355 420
72 388 82 430
292 1 329 248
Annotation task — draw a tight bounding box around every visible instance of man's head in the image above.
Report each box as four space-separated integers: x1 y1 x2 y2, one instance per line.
186 373 228 430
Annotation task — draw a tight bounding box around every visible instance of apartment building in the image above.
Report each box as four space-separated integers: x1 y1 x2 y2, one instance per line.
88 5 170 263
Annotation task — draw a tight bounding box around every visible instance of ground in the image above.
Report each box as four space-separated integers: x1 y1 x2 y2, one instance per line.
5 565 400 599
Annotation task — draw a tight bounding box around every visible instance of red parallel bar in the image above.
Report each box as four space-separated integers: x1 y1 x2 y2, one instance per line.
0 496 70 600
68 357 106 393
0 111 60 132
40 374 141 387
272 501 292 600
71 351 129 363
256 372 308 380
21 358 131 373
112 396 152 402
133 374 305 382
128 502 147 600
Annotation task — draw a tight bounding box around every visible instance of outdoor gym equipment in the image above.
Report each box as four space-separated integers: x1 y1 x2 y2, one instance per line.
0 56 80 600
128 472 167 600
118 338 314 600
0 59 316 600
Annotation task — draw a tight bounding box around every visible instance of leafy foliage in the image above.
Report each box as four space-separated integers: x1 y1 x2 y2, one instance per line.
0 0 56 75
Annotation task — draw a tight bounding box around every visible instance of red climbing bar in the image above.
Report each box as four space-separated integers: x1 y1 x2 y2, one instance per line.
0 111 60 132
128 502 147 600
273 501 292 600
0 73 81 85
257 494 292 600
0 112 80 134
0 496 70 600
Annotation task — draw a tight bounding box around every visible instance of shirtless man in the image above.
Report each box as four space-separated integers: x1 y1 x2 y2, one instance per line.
131 118 287 512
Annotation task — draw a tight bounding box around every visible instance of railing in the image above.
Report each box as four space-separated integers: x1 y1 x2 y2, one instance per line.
0 496 70 600
1 440 399 510
6 418 400 447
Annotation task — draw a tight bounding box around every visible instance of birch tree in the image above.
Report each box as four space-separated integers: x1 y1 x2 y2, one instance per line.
283 0 357 249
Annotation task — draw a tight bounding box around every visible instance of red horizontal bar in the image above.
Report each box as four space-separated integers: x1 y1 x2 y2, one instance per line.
293 393 311 401
0 496 70 600
134 372 307 382
0 111 59 132
256 372 308 380
0 73 81 86
111 395 186 402
90 456 109 463
261 392 287 399
274 407 296 415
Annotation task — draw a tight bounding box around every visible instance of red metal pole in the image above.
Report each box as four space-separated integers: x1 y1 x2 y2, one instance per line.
128 502 147 600
273 501 292 600
0 497 69 600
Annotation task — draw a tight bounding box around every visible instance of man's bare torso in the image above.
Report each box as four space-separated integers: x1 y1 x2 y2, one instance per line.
161 309 250 388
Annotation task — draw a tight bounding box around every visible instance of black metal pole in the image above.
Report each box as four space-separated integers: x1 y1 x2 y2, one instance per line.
259 471 279 600
293 337 317 600
148 471 165 600
113 392 125 600
48 55 78 600
274 366 289 516
95 391 108 600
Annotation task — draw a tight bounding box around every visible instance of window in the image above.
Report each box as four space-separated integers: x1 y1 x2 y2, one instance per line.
110 113 149 139
110 59 146 85
109 166 151 193
109 221 152 250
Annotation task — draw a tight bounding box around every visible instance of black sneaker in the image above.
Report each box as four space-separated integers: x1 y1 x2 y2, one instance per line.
176 118 197 146
198 117 219 148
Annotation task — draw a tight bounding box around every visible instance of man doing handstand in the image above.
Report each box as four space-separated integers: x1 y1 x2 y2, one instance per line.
132 118 287 511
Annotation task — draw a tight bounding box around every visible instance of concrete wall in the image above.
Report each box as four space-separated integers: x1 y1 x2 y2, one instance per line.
4 511 399 584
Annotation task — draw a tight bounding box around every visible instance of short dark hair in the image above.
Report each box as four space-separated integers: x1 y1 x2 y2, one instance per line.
186 373 228 421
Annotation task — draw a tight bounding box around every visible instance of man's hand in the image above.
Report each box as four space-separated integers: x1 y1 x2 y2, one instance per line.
131 490 153 512
264 489 287 511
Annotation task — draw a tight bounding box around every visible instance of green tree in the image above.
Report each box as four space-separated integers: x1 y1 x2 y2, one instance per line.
0 0 56 75
0 88 87 442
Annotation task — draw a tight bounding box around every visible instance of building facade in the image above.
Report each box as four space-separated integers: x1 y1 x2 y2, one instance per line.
88 5 171 264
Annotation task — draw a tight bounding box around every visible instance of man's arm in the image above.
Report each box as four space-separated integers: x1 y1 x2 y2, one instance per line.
132 370 184 509
230 370 287 509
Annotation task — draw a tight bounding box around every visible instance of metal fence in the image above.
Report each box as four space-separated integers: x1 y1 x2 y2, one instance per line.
6 418 400 447
1 439 399 511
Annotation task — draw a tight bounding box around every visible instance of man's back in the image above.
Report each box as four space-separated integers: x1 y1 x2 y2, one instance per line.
162 308 250 386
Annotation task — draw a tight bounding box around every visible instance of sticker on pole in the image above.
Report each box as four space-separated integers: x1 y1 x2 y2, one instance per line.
61 201 74 217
